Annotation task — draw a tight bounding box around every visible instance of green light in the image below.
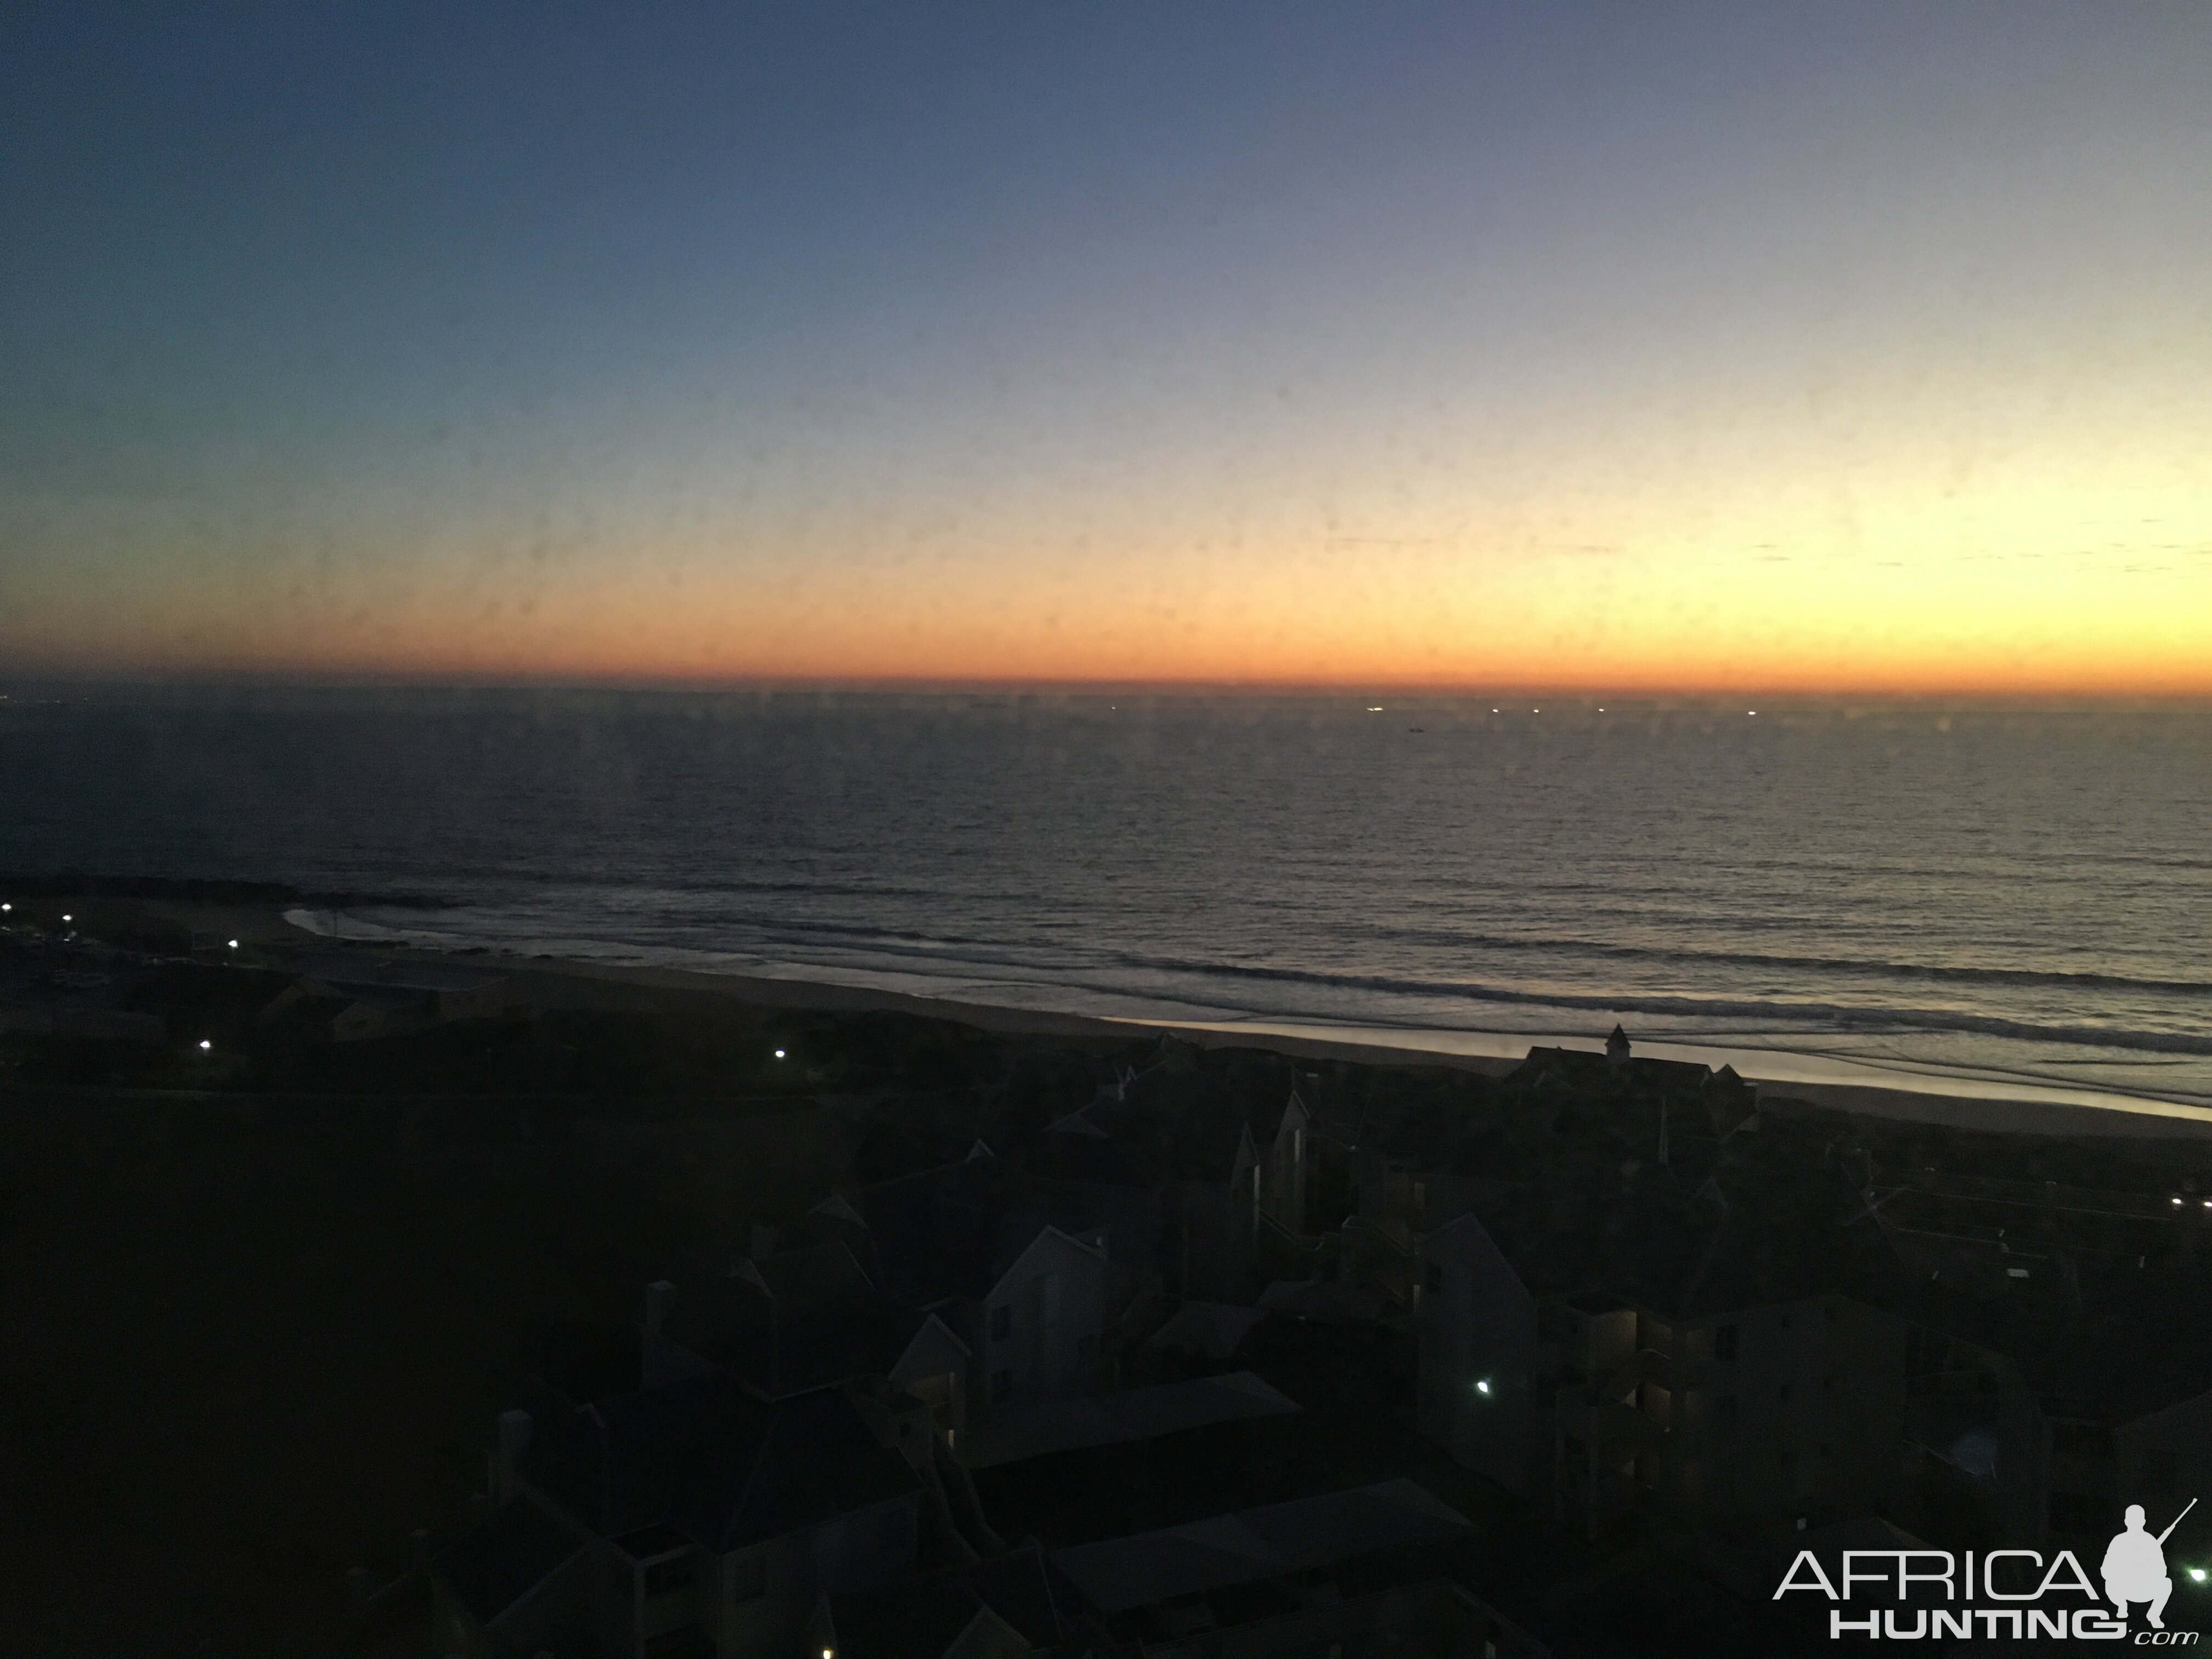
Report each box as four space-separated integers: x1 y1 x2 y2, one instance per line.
2191 1568 2207 1584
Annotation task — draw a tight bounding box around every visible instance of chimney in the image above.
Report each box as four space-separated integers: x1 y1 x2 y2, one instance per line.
492 1408 533 1506
645 1279 677 1335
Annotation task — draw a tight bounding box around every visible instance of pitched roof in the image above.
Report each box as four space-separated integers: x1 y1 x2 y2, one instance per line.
1049 1480 1472 1615
830 1152 1108 1306
1146 1301 1267 1361
827 1547 1071 1658
661 1244 933 1397
961 1370 1300 1469
435 1499 585 1627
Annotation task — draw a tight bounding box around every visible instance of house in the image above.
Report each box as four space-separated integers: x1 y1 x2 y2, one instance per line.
1254 1076 1357 1248
1889 1249 2212 1556
1019 1080 1263 1302
1509 1042 1760 1143
430 1371 923 1659
646 1242 970 1427
1415 1122 1912 1573
783 1150 1116 1441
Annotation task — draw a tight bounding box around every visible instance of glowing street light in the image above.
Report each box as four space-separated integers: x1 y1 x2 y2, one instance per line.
228 939 239 950
61 913 72 924
773 1049 787 1060
1475 1378 1492 1396
2192 1568 2208 1584
198 1040 212 1052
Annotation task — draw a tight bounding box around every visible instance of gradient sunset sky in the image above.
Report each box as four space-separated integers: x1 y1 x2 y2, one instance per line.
5 3 2210 693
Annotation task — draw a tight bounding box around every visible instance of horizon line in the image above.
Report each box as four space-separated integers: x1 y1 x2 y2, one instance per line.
5 671 2211 708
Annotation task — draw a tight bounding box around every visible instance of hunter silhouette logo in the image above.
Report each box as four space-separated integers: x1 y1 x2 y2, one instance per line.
2107 1500 2197 1630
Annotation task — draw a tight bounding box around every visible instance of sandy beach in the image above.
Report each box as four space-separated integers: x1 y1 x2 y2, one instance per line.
19 885 2212 1142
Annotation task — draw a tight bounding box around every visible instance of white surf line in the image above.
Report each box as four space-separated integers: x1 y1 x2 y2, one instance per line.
1121 1016 2212 1124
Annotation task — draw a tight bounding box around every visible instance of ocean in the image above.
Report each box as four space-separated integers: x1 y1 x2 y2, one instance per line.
3 688 2208 1112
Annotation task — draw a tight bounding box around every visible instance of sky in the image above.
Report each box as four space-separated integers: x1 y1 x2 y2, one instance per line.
4 2 2210 694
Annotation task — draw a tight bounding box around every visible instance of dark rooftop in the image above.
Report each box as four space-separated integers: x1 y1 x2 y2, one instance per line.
1049 1479 1473 1615
810 1150 1109 1307
435 1499 584 1627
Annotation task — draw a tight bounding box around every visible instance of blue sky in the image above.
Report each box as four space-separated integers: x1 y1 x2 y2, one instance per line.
5 2 2210 687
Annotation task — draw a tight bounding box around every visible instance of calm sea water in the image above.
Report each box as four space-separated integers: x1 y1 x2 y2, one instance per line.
4 689 2209 1110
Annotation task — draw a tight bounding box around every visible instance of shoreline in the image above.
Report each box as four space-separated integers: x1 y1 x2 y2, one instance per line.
22 889 2212 1141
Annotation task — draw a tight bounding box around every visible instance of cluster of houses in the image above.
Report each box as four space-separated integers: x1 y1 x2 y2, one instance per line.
425 1028 2212 1658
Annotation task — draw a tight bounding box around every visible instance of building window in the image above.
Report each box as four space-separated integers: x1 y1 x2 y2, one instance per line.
643 1555 696 1598
989 1369 1012 1404
730 1552 765 1602
1714 1325 1737 1361
990 1305 1011 1341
